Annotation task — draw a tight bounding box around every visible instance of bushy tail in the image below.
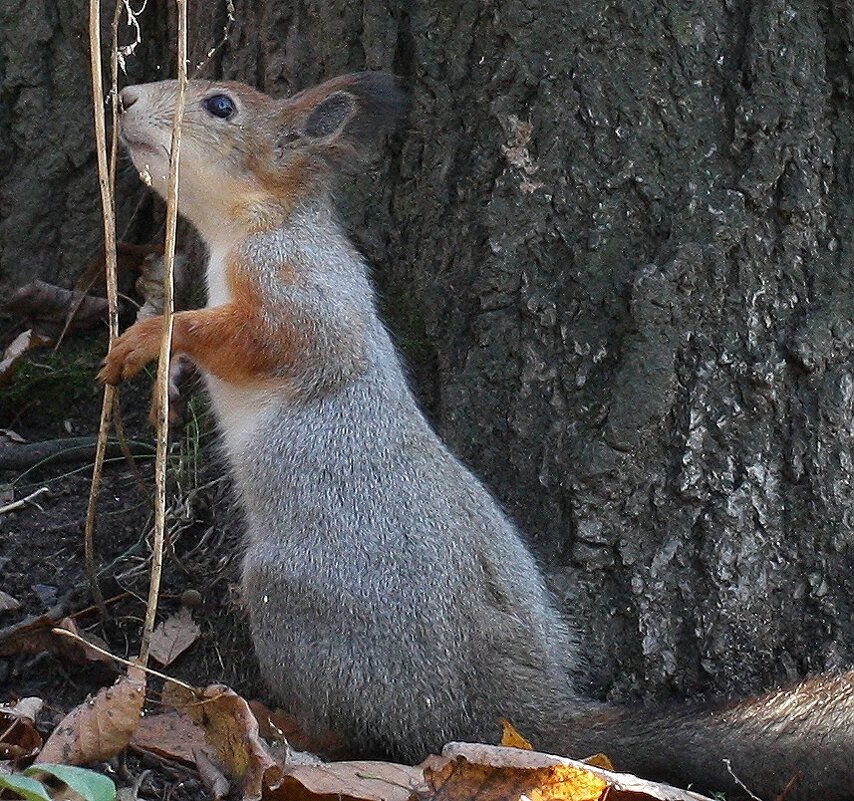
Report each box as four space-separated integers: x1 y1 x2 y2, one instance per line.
562 670 854 800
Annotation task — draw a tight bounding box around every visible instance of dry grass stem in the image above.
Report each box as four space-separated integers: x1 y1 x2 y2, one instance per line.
0 487 50 515
52 628 197 692
117 0 149 72
193 0 235 75
139 0 188 666
85 0 123 619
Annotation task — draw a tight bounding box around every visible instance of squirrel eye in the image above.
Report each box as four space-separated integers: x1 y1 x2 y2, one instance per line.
203 94 237 120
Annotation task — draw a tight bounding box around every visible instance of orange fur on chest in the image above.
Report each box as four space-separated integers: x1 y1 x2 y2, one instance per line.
195 257 309 385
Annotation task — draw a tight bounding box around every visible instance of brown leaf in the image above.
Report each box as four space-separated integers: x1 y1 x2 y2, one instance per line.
0 615 116 666
148 607 201 667
419 749 606 801
0 698 43 762
419 744 713 801
0 329 52 387
270 761 421 801
164 682 282 801
195 746 230 801
582 754 615 771
130 710 206 765
36 665 146 764
0 613 58 657
55 618 116 666
500 720 534 750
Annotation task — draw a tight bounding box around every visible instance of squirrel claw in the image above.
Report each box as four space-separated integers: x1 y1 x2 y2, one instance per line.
97 328 156 385
96 355 125 385
96 363 120 386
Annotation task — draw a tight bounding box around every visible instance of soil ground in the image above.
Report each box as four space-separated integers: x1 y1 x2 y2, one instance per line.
0 326 263 798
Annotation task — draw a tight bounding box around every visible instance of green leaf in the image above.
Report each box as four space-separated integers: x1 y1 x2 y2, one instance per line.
24 764 116 801
0 773 51 801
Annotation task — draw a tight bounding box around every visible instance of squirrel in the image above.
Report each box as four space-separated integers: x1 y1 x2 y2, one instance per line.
99 72 854 800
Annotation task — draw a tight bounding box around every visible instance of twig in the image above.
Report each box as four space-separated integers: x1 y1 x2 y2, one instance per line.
10 281 109 335
52 628 197 691
773 773 803 801
109 0 123 200
71 592 132 620
128 747 197 781
86 0 123 621
192 0 235 76
112 402 150 496
56 0 126 357
83 394 113 621
0 436 153 472
0 487 49 515
0 588 77 650
116 0 149 73
723 758 764 801
139 0 187 666
0 591 128 652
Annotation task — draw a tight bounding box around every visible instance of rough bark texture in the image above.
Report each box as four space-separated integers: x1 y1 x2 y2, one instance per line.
4 0 854 707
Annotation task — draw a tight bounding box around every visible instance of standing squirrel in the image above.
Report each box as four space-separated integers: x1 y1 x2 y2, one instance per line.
99 72 854 800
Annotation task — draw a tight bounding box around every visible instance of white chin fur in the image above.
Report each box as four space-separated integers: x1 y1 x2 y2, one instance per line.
126 141 169 194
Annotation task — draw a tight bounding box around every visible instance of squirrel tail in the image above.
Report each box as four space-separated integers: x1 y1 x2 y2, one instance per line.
559 670 854 800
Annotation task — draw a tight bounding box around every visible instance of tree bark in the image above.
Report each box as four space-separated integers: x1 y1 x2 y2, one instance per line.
4 0 854 705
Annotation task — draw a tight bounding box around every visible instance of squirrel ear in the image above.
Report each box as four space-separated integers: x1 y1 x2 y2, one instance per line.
287 72 408 154
302 91 357 139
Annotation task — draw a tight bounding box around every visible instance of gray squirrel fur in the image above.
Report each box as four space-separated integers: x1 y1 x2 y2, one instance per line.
103 72 854 800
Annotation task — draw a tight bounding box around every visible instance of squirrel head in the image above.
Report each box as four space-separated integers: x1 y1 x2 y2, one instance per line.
119 72 407 244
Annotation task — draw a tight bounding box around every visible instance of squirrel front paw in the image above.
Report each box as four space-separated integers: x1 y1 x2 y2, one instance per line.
97 318 162 385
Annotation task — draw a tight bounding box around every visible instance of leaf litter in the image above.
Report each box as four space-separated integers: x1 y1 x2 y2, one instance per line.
36 666 146 765
1 639 716 801
147 607 200 667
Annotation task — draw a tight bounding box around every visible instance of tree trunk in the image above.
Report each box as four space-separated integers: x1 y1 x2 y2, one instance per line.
4 0 854 705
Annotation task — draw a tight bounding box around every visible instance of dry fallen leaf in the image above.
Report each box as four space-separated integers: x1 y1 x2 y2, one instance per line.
36 666 146 764
130 710 206 765
54 618 116 666
0 697 43 762
419 748 607 801
582 753 615 771
500 720 534 750
420 744 713 801
498 716 613 770
0 613 59 657
0 615 116 666
164 682 282 800
0 329 52 386
195 746 230 801
271 760 421 801
148 607 201 667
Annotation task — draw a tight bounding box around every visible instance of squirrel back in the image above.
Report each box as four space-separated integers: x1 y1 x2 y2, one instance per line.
100 72 854 800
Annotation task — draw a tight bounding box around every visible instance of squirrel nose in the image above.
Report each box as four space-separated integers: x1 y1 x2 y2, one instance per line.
119 87 140 112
